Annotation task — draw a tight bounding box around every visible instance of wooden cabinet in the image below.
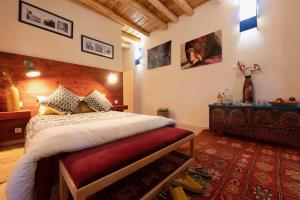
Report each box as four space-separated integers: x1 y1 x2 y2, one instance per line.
209 104 300 146
0 110 31 146
111 105 128 112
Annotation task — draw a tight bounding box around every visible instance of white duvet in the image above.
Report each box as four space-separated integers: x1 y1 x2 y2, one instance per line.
6 111 175 200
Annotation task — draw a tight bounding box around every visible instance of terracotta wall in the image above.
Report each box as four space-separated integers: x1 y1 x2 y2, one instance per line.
0 52 123 114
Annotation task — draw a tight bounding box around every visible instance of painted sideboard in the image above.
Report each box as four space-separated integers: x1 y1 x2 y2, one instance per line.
209 104 300 146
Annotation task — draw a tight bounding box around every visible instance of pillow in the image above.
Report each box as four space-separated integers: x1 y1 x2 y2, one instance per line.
39 105 57 115
83 90 112 112
43 85 80 115
73 101 94 114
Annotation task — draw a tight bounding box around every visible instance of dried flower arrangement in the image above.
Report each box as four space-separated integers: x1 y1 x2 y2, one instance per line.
0 67 20 111
234 62 261 77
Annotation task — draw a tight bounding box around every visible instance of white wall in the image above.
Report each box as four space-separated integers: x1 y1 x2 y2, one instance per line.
128 0 300 129
0 0 122 71
122 47 135 112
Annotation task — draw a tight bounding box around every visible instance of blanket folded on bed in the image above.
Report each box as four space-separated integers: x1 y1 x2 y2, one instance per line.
7 111 175 200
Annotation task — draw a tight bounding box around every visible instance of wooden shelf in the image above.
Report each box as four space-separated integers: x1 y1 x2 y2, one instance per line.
0 110 31 121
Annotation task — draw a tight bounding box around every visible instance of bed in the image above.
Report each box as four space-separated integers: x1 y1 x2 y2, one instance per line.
7 110 194 200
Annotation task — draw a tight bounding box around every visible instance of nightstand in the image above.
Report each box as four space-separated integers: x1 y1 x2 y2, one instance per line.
112 105 128 112
0 110 31 146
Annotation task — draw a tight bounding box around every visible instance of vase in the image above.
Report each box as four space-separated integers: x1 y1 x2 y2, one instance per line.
6 85 20 111
243 76 254 103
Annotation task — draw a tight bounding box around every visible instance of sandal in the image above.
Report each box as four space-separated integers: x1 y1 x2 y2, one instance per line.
169 185 189 200
189 168 214 179
171 175 207 194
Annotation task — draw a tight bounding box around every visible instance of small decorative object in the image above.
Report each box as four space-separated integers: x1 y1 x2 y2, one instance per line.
148 41 171 70
19 1 73 38
216 92 222 104
269 97 299 106
181 30 222 69
235 62 261 103
2 71 20 111
157 107 170 118
222 89 233 104
81 35 114 59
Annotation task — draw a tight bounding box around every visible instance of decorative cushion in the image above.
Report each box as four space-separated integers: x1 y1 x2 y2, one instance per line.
39 105 57 115
73 102 95 114
43 86 80 115
83 90 112 112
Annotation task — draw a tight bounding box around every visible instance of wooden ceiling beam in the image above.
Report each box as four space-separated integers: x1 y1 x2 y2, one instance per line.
74 0 150 36
121 31 141 43
172 0 194 16
118 0 168 30
148 0 178 23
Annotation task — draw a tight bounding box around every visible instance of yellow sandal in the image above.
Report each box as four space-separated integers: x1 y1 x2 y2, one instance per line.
171 175 206 194
169 185 189 200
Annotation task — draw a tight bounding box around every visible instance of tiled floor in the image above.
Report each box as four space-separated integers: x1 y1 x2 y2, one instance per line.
0 144 24 200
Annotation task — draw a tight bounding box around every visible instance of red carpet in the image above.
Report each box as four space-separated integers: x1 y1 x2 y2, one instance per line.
175 131 300 200
90 131 300 200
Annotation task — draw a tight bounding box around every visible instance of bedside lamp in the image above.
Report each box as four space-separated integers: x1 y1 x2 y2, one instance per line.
24 60 41 78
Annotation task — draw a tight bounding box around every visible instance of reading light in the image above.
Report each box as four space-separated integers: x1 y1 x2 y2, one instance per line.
107 73 118 84
24 60 41 78
240 0 258 32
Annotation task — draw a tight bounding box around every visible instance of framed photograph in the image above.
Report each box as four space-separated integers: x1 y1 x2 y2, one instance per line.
147 41 171 70
81 35 114 59
181 30 222 69
19 1 73 38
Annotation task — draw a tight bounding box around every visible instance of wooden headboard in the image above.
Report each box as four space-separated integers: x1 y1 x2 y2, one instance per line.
0 51 123 114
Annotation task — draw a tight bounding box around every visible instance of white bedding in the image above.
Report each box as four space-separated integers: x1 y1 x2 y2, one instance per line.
6 111 175 200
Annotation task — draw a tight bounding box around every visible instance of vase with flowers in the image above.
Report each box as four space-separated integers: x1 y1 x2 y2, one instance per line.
1 70 20 111
234 62 261 103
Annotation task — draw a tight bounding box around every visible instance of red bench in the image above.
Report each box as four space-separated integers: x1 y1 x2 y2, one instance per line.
59 127 195 200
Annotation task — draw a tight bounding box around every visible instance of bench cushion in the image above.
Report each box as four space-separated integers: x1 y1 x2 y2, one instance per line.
62 127 193 188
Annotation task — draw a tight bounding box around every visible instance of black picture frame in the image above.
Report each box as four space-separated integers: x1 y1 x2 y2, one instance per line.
81 35 114 59
19 0 73 39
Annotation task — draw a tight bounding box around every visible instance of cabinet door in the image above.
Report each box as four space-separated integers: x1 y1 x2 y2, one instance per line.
0 118 28 142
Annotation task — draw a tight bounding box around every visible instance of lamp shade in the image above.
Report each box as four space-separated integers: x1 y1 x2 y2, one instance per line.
24 60 41 78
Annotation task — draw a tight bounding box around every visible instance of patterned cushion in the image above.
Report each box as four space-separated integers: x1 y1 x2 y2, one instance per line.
83 90 112 112
44 86 80 115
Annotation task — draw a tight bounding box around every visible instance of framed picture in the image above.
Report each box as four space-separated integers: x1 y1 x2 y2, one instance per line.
19 1 73 38
147 41 171 70
181 30 222 69
81 35 114 59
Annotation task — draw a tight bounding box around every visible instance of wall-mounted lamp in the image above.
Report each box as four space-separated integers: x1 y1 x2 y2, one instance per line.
107 73 118 84
24 59 41 78
240 0 258 32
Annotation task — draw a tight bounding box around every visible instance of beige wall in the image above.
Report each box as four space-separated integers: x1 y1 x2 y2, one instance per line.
127 0 300 129
122 47 135 112
0 0 122 71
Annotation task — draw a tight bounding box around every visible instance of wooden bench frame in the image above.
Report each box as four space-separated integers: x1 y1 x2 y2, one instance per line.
59 134 195 200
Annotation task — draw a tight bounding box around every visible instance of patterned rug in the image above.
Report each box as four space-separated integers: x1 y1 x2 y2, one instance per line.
90 131 300 200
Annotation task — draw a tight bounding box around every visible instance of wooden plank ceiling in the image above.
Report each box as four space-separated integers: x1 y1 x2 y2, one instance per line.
75 0 209 39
